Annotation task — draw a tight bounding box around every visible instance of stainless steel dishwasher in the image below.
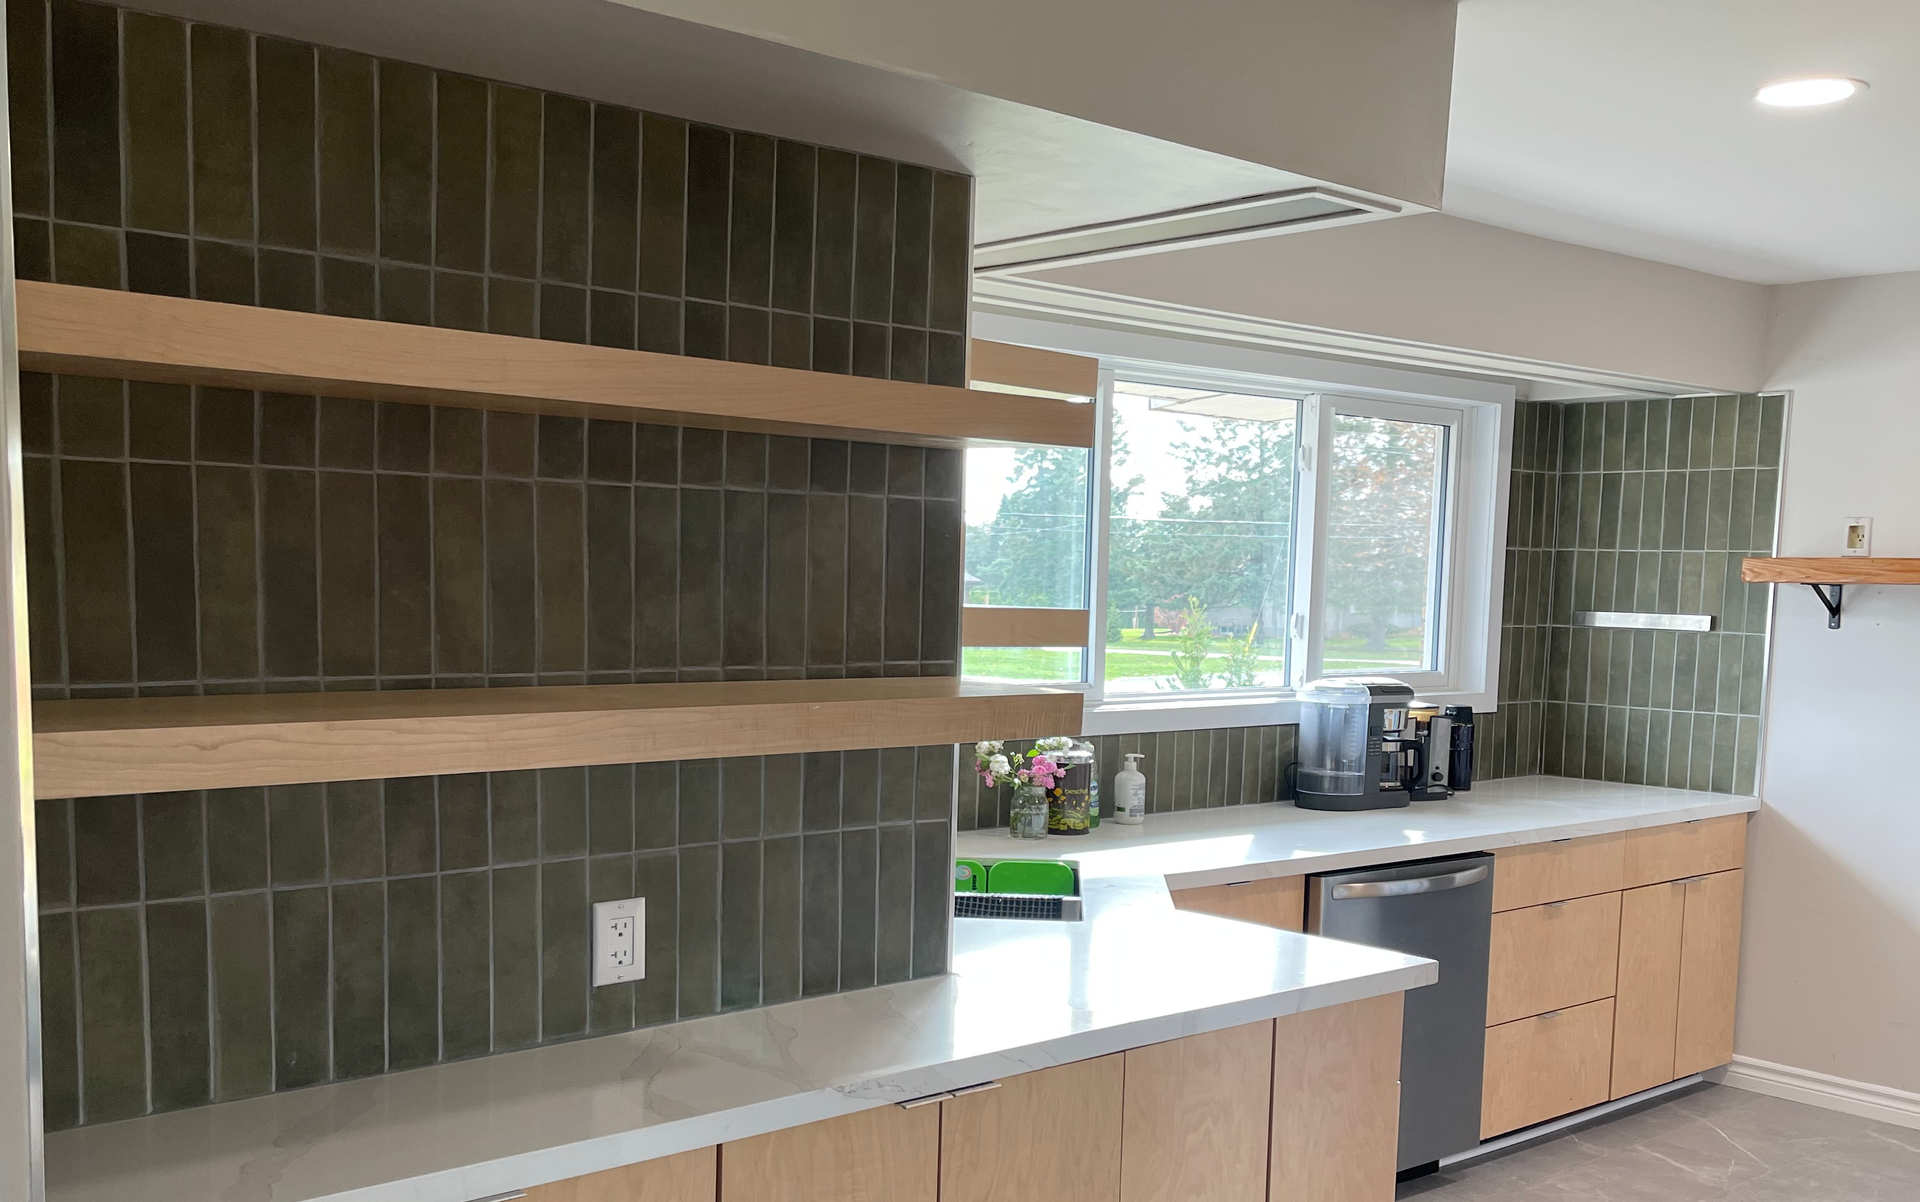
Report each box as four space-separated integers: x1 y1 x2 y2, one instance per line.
1310 853 1493 1176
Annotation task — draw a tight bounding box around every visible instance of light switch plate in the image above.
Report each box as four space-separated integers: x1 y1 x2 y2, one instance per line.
591 897 645 987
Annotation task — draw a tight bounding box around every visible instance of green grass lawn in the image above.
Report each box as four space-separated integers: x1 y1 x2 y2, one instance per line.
963 627 1427 683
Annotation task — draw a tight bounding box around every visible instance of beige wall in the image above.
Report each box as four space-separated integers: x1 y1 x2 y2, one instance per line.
1028 213 1773 393
1735 270 1920 1094
610 0 1456 207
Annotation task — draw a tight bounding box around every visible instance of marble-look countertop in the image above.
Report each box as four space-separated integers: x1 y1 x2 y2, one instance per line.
44 856 1434 1202
957 775 1760 890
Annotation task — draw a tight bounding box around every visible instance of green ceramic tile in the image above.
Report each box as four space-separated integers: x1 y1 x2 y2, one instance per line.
719 757 764 841
1709 396 1739 468
209 892 272 1099
1621 400 1647 470
633 849 679 1024
1740 636 1767 717
1582 704 1607 780
678 487 724 666
430 773 486 869
490 864 538 1048
799 832 840 998
1601 707 1627 782
270 887 329 1089
434 74 488 272
50 0 120 225
1662 712 1691 790
133 901 205 1117
60 457 133 682
9 0 50 216
205 787 268 892
50 220 118 289
729 132 774 305
1649 631 1677 711
434 271 485 331
723 488 766 666
77 907 147 1121
684 123 730 301
1707 714 1737 793
482 771 535 864
1600 403 1625 471
719 840 762 1011
1704 470 1732 551
851 322 889 379
771 140 816 313
841 748 879 828
800 751 842 832
1623 708 1651 785
815 317 854 375
325 780 384 880
638 113 687 296
1715 633 1745 718
851 156 895 323
1693 634 1723 715
678 843 721 1016
1758 395 1786 467
873 825 915 985
885 499 924 661
586 763 634 856
36 797 72 909
318 49 377 254
442 869 492 1057
382 874 438 1070
376 473 431 674
1752 469 1779 551
1664 398 1692 469
377 60 432 262
812 148 856 318
330 881 385 1078
72 793 137 907
1615 473 1642 550
267 784 326 885
839 826 878 990
1734 716 1761 795
911 820 950 978
376 776 435 875
1627 631 1654 708
929 172 971 333
256 38 316 249
539 767 587 858
540 857 587 1038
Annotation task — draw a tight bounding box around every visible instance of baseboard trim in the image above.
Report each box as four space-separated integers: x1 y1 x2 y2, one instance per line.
1715 1056 1920 1131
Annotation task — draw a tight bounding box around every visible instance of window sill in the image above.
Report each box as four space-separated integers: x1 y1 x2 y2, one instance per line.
1076 686 1496 736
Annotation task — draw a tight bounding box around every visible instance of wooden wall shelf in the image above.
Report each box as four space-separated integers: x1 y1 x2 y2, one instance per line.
970 339 1100 400
31 679 1083 799
15 282 1094 449
961 606 1091 647
1741 557 1920 629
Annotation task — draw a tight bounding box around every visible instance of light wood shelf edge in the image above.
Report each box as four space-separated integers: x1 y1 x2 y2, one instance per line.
1741 556 1920 584
970 339 1100 401
17 282 1095 449
31 678 1084 799
961 607 1090 647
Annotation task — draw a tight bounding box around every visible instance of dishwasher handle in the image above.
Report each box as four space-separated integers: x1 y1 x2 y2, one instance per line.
1329 864 1489 900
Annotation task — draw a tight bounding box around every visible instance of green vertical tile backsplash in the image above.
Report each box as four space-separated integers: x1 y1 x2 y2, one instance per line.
1491 395 1781 793
21 0 968 1130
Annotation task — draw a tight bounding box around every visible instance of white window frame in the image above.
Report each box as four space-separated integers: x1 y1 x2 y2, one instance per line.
968 312 1515 736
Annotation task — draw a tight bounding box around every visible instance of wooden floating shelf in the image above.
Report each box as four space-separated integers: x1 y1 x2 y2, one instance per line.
15 282 1094 450
1741 557 1920 630
970 338 1100 400
961 606 1091 647
31 678 1084 799
1739 557 1920 585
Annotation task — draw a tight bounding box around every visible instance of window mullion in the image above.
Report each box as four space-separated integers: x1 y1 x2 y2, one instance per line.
1293 394 1333 686
1085 368 1117 698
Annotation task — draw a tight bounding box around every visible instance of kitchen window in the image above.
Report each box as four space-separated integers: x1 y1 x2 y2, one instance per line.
962 327 1510 734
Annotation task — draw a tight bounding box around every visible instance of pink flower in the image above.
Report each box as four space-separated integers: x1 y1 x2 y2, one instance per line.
1028 755 1062 788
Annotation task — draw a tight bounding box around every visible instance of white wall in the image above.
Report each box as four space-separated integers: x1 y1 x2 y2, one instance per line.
1028 214 1772 393
1739 270 1920 1093
610 0 1457 207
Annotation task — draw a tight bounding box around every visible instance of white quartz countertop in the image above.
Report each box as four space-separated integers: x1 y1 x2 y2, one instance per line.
956 774 1761 889
45 847 1434 1202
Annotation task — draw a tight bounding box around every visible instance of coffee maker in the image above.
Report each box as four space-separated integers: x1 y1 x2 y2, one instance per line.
1294 678 1476 810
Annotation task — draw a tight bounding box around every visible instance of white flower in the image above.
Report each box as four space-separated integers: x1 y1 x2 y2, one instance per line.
975 740 1003 757
1035 736 1074 753
988 754 1012 776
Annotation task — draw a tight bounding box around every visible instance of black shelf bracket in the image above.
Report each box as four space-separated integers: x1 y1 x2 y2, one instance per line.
1807 582 1845 629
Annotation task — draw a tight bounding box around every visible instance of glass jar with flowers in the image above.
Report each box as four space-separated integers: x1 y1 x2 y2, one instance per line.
974 740 1067 840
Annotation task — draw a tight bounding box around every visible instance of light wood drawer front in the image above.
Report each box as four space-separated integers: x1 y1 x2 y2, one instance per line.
1492 833 1626 911
1481 998 1616 1139
1487 891 1622 1026
1675 869 1745 1077
1622 815 1747 888
1171 876 1305 932
1122 1022 1273 1202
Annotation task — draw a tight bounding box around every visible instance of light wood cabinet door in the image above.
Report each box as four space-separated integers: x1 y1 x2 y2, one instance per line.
940 1055 1124 1202
528 1147 716 1202
1621 815 1747 888
1170 875 1305 931
1481 998 1615 1139
1674 869 1745 1077
1485 892 1622 1026
1610 881 1684 1099
721 1104 937 1202
1270 993 1404 1202
1120 1021 1273 1202
1491 833 1625 911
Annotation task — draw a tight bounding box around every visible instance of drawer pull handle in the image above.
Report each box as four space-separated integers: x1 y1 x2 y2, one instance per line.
1330 865 1488 899
952 1081 1003 1097
470 1194 529 1202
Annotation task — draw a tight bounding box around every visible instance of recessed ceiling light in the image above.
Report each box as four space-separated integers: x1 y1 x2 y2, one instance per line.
1755 77 1867 108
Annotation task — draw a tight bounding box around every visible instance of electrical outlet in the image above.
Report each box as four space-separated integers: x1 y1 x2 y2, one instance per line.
591 897 645 987
1842 516 1873 557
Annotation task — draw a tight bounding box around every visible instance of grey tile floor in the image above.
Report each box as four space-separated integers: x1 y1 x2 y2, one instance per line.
1402 1085 1920 1200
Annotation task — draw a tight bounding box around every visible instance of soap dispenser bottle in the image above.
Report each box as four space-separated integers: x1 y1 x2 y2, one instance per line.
1114 754 1147 825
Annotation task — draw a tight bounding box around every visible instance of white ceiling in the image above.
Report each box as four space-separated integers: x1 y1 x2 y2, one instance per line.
1447 0 1920 284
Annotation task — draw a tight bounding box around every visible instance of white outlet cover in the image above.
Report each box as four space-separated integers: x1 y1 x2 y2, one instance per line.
1842 516 1873 557
591 896 645 987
